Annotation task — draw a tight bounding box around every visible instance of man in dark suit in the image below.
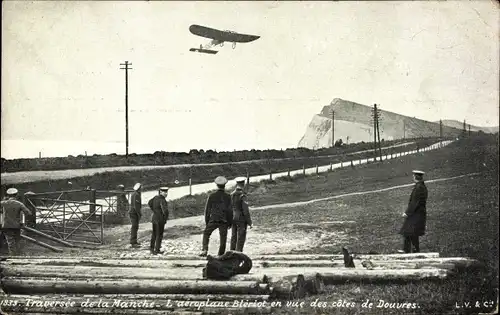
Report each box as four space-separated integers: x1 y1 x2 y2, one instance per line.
129 183 142 247
399 170 428 253
199 176 232 257
148 187 169 255
230 176 252 252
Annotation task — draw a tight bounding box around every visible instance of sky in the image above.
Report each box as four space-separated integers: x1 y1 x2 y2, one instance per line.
1 1 499 158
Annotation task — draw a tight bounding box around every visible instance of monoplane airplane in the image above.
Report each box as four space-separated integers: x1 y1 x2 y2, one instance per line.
189 24 260 55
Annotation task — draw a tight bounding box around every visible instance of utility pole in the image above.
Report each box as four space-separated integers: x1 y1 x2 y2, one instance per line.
462 120 466 138
371 104 379 160
331 110 335 147
120 61 132 158
439 119 443 140
468 124 471 137
376 105 383 160
403 120 406 140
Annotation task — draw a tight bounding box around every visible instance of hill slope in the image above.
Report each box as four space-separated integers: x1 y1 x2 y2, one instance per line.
299 98 472 149
437 119 499 134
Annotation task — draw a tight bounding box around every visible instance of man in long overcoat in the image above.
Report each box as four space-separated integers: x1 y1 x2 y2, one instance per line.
399 170 428 253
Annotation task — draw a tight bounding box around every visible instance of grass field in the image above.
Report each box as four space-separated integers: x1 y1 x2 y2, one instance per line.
7 135 498 314
168 135 499 314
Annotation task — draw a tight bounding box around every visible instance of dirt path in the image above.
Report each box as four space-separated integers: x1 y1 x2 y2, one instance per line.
1 142 415 185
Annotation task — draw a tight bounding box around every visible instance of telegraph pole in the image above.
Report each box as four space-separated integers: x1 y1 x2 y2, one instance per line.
371 104 378 160
120 61 132 157
403 120 406 140
468 124 471 137
331 110 335 147
375 105 382 160
462 120 466 138
439 119 443 140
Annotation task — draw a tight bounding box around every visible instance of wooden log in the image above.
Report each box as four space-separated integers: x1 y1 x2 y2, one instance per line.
1 265 267 283
320 268 451 285
267 274 306 299
20 235 63 253
0 252 441 261
3 255 450 269
2 259 207 268
5 293 271 302
1 277 270 295
215 267 451 284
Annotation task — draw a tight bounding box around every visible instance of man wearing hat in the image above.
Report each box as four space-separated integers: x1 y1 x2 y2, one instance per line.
399 170 428 253
148 187 170 255
129 183 142 248
0 188 33 256
200 176 232 257
230 177 252 252
116 185 129 218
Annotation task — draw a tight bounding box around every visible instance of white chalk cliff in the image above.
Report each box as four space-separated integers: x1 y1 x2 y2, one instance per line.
298 98 467 149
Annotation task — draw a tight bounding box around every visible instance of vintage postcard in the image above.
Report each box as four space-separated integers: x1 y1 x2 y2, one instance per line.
1 1 498 314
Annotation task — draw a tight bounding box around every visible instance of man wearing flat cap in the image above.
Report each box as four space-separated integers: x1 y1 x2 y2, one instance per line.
200 176 232 257
148 187 170 255
399 170 428 253
1 188 33 256
230 177 252 252
129 183 142 248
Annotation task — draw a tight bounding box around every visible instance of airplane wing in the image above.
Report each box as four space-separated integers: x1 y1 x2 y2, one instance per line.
189 24 260 43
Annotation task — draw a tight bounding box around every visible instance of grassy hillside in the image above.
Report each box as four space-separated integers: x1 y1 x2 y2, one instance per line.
169 133 499 315
1 137 425 173
438 119 499 134
11 134 499 315
1 139 440 198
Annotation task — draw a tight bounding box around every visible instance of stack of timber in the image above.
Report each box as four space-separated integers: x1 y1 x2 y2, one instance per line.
0 252 479 315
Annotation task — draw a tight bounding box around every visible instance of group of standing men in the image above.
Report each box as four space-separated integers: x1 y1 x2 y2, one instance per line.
119 182 171 255
123 175 253 257
200 176 252 257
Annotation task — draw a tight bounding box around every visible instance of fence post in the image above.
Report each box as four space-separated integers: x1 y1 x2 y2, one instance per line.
341 161 343 168
330 162 333 171
63 203 66 238
316 165 319 175
89 189 96 216
189 178 192 196
100 205 104 244
287 169 291 177
351 160 354 168
246 172 250 185
269 171 273 181
303 165 305 176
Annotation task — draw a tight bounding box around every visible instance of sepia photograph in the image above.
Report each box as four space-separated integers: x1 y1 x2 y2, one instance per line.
1 1 498 314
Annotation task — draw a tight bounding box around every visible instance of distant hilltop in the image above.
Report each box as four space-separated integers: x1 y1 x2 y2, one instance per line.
298 98 498 149
436 120 499 134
